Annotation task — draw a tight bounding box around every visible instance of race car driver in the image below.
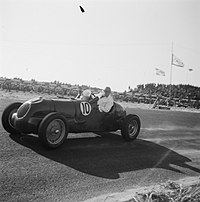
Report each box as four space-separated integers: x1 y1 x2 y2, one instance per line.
97 87 114 113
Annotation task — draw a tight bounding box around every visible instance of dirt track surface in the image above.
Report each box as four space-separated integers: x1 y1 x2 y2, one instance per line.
1 98 200 202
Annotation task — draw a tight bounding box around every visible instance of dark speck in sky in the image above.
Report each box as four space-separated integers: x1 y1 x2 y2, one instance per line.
79 5 85 13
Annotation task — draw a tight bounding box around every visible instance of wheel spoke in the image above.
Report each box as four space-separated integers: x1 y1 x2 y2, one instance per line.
128 120 138 138
46 119 65 144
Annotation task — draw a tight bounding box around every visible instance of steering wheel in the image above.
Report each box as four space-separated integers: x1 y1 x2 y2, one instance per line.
89 93 99 104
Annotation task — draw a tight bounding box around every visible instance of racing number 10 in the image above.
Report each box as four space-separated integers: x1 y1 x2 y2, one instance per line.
80 102 91 116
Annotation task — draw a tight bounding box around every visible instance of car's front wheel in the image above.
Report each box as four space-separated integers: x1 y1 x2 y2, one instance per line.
38 112 68 149
121 114 141 141
2 102 22 134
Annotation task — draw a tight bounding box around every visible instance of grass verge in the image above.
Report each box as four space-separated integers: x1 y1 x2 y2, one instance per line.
128 180 200 202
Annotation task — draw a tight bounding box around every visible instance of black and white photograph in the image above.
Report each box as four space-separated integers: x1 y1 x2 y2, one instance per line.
0 0 200 201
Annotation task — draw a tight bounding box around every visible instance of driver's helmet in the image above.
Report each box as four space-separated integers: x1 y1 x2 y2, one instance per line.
81 89 91 101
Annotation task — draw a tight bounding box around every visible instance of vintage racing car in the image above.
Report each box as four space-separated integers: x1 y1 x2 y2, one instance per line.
2 95 141 149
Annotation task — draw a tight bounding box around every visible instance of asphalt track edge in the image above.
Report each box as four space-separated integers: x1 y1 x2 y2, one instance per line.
83 176 200 202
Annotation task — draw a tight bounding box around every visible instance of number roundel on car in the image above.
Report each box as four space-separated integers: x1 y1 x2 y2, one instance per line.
80 102 92 116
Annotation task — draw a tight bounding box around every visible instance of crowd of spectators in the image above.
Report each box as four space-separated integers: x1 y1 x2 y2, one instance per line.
1 77 200 109
0 77 101 97
136 83 200 100
123 83 200 109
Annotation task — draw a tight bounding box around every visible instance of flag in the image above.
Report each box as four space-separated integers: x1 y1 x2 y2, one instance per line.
172 54 184 67
155 68 165 76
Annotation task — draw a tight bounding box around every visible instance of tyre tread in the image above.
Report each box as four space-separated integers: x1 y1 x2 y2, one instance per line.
2 102 22 134
121 114 141 141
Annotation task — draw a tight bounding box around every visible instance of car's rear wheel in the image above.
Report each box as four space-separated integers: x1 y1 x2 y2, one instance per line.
2 102 22 134
38 112 68 149
121 114 141 141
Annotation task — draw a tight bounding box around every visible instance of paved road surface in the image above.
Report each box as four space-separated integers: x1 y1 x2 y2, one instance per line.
1 99 200 201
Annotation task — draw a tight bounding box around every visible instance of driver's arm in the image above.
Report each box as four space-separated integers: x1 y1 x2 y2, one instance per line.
96 91 105 99
89 91 104 103
89 96 99 104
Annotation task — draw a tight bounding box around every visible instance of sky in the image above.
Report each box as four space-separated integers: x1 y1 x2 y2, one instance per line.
0 0 200 92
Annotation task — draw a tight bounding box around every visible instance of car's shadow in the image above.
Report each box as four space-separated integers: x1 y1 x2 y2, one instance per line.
10 132 200 179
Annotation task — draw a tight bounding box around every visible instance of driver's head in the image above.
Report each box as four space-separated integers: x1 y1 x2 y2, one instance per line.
82 89 91 101
104 87 111 97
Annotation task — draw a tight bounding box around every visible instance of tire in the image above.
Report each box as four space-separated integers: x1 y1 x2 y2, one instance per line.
1 102 22 134
38 112 68 149
121 114 141 141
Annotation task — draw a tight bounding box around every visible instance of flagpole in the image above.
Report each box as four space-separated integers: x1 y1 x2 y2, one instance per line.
170 41 173 97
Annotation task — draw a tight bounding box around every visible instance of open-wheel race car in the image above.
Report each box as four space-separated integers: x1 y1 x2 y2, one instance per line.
2 95 141 149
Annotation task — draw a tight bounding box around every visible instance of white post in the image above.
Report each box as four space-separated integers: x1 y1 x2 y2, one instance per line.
187 68 194 85
186 67 189 85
